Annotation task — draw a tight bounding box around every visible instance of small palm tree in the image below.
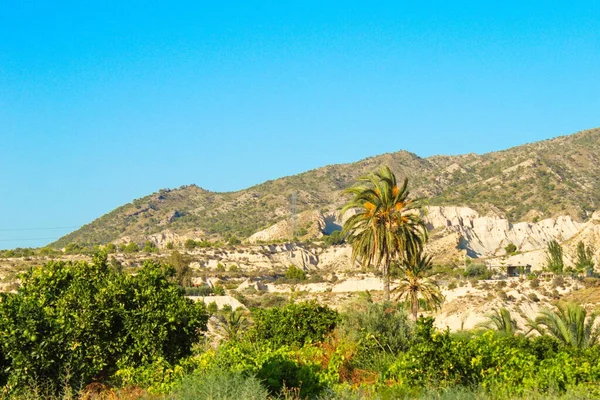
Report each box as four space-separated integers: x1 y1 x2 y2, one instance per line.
476 308 518 336
527 302 599 348
393 252 443 319
342 166 428 301
218 309 250 341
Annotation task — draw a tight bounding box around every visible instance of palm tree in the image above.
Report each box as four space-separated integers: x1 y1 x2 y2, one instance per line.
218 309 250 341
527 302 599 348
342 166 428 301
393 251 443 319
476 308 518 336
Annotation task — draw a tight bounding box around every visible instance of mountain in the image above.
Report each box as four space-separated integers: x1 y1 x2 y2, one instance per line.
52 127 600 248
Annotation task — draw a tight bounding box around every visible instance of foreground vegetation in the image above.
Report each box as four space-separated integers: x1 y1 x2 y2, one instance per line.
1 256 600 399
3 166 600 398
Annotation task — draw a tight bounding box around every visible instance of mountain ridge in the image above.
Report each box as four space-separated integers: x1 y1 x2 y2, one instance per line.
52 127 600 248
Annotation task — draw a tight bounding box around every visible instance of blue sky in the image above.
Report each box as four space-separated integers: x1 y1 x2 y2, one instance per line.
1 1 599 249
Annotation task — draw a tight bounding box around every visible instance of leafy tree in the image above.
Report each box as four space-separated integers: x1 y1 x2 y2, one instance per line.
528 302 599 348
0 253 208 394
342 166 427 301
105 243 117 253
476 308 519 336
167 250 192 287
545 240 564 274
394 252 443 319
184 239 197 249
574 241 595 275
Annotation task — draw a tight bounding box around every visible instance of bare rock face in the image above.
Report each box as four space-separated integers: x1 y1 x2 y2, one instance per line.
424 206 585 257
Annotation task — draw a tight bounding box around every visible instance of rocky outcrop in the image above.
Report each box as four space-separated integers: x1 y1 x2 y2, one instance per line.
424 206 585 257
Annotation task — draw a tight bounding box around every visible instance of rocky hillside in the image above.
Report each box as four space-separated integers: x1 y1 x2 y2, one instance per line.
53 127 600 247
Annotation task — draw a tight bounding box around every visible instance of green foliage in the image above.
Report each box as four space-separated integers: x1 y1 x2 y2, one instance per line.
207 302 218 315
339 301 413 375
168 250 192 287
204 341 325 398
0 254 208 394
213 285 225 296
463 264 491 279
169 368 269 400
323 230 345 246
394 252 443 319
528 302 600 349
575 241 595 275
184 285 214 296
124 241 140 253
546 240 564 274
250 301 339 347
504 243 517 255
0 247 36 258
476 308 518 335
342 166 427 301
217 310 250 342
284 265 307 281
143 240 158 253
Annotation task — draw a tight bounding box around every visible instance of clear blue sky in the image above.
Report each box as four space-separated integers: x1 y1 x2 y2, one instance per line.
1 1 599 249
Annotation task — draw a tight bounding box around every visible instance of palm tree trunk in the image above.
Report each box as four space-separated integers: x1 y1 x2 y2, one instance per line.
412 292 418 320
383 262 390 301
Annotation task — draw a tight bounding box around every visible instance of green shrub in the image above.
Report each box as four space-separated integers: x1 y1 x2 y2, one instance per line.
184 285 214 296
463 264 491 279
143 240 158 253
0 253 208 394
505 243 517 255
340 301 413 356
124 242 140 253
250 301 339 347
169 368 269 400
213 285 226 296
184 239 197 249
323 230 345 246
285 265 307 281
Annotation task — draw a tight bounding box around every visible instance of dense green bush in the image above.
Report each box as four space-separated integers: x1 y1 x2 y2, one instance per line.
250 301 339 347
203 341 325 398
0 253 208 394
384 317 600 397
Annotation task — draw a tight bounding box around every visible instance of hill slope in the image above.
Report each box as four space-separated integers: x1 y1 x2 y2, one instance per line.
53 127 600 247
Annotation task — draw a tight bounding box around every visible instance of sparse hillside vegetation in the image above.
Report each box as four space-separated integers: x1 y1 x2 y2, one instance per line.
52 128 600 247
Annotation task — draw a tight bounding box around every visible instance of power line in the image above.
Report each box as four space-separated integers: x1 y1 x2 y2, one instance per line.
0 226 80 232
0 237 61 242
